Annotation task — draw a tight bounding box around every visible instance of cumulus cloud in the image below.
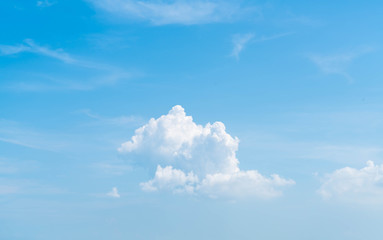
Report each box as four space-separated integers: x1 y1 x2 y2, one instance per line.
107 187 120 198
88 0 249 25
140 165 199 194
119 105 294 199
318 161 383 203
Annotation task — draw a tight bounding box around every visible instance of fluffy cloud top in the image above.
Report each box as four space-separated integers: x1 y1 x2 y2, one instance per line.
119 105 294 199
318 161 383 203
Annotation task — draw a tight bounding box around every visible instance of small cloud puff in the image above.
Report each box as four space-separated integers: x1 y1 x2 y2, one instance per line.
119 105 294 199
318 161 383 203
107 187 120 198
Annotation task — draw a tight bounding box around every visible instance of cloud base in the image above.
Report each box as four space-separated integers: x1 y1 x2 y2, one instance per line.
119 105 294 199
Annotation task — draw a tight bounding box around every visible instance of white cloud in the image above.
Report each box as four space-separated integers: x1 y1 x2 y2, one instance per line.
308 47 374 81
0 119 65 151
318 161 383 203
94 162 132 175
0 39 133 91
37 0 55 7
80 109 143 127
119 105 294 199
254 32 294 43
0 39 75 63
140 165 198 194
119 105 240 176
200 170 295 199
231 33 254 60
88 0 249 25
107 187 120 198
0 39 128 69
0 137 41 149
230 32 293 60
4 71 131 92
282 11 323 27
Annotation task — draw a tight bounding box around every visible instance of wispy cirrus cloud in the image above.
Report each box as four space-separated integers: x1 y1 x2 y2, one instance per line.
0 119 65 151
0 158 18 174
231 33 254 60
79 109 143 127
0 179 66 196
93 162 132 175
0 39 134 91
0 137 41 150
5 71 132 92
0 39 122 69
88 0 255 25
0 39 75 63
308 46 375 82
253 32 294 43
36 0 56 8
280 11 323 27
231 32 293 60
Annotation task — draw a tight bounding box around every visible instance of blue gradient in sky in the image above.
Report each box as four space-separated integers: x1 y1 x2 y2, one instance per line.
1 1 383 239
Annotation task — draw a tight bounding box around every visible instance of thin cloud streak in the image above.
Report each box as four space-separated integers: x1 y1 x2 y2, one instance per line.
0 39 117 69
231 32 293 60
4 71 132 92
37 0 56 7
0 119 68 152
0 137 42 150
94 162 132 175
0 39 134 91
231 33 254 60
79 109 143 127
254 32 294 43
88 0 254 25
308 46 375 82
0 39 75 64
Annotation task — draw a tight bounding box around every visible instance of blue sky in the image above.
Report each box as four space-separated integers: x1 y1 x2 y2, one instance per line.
1 0 383 239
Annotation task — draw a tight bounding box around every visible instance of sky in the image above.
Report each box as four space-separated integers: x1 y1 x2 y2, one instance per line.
1 0 383 239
